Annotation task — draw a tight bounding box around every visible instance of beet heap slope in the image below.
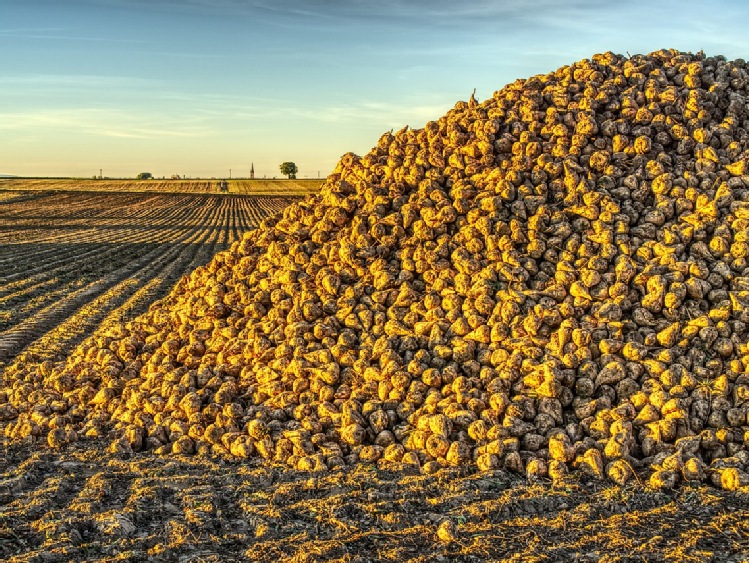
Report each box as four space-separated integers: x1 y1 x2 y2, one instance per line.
3 49 749 489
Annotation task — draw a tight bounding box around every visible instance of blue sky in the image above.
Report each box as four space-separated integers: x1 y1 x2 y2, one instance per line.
2 0 749 179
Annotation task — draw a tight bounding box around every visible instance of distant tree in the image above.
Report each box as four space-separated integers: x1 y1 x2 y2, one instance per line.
279 162 298 179
137 172 153 180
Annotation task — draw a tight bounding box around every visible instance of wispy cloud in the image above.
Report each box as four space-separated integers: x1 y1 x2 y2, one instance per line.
0 88 451 144
138 86 454 127
284 100 451 128
0 107 214 139
0 27 65 34
0 26 147 43
1 74 158 89
51 0 611 28
77 0 593 17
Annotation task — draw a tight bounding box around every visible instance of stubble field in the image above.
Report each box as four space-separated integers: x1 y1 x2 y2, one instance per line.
0 181 748 562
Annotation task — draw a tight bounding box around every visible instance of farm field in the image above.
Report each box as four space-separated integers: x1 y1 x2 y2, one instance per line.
0 178 323 197
0 188 300 368
0 186 747 562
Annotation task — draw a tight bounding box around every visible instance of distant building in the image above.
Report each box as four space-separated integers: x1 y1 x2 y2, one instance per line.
250 162 255 180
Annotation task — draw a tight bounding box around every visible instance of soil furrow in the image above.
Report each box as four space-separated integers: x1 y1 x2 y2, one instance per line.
0 191 287 367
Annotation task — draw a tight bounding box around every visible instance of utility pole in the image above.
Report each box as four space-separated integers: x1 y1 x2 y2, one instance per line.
229 169 232 179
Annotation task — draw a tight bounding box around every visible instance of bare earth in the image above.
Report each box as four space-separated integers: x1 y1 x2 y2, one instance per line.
1 439 748 562
0 189 299 367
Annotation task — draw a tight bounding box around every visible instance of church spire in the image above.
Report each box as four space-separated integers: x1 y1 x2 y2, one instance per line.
250 162 255 179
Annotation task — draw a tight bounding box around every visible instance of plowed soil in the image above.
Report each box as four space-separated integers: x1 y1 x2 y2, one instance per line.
0 189 298 366
1 439 747 562
0 179 322 196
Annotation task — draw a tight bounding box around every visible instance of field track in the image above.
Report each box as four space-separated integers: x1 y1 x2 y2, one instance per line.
0 188 301 367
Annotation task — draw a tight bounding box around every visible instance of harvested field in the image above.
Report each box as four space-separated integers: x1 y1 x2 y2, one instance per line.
1 440 748 562
231 180 324 196
0 189 299 367
0 179 322 197
4 49 749 563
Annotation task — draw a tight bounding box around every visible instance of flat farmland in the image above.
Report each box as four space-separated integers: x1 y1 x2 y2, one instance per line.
0 188 301 368
0 178 322 196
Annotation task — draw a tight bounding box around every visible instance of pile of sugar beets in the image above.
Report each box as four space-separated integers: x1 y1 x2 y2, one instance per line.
3 49 749 490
